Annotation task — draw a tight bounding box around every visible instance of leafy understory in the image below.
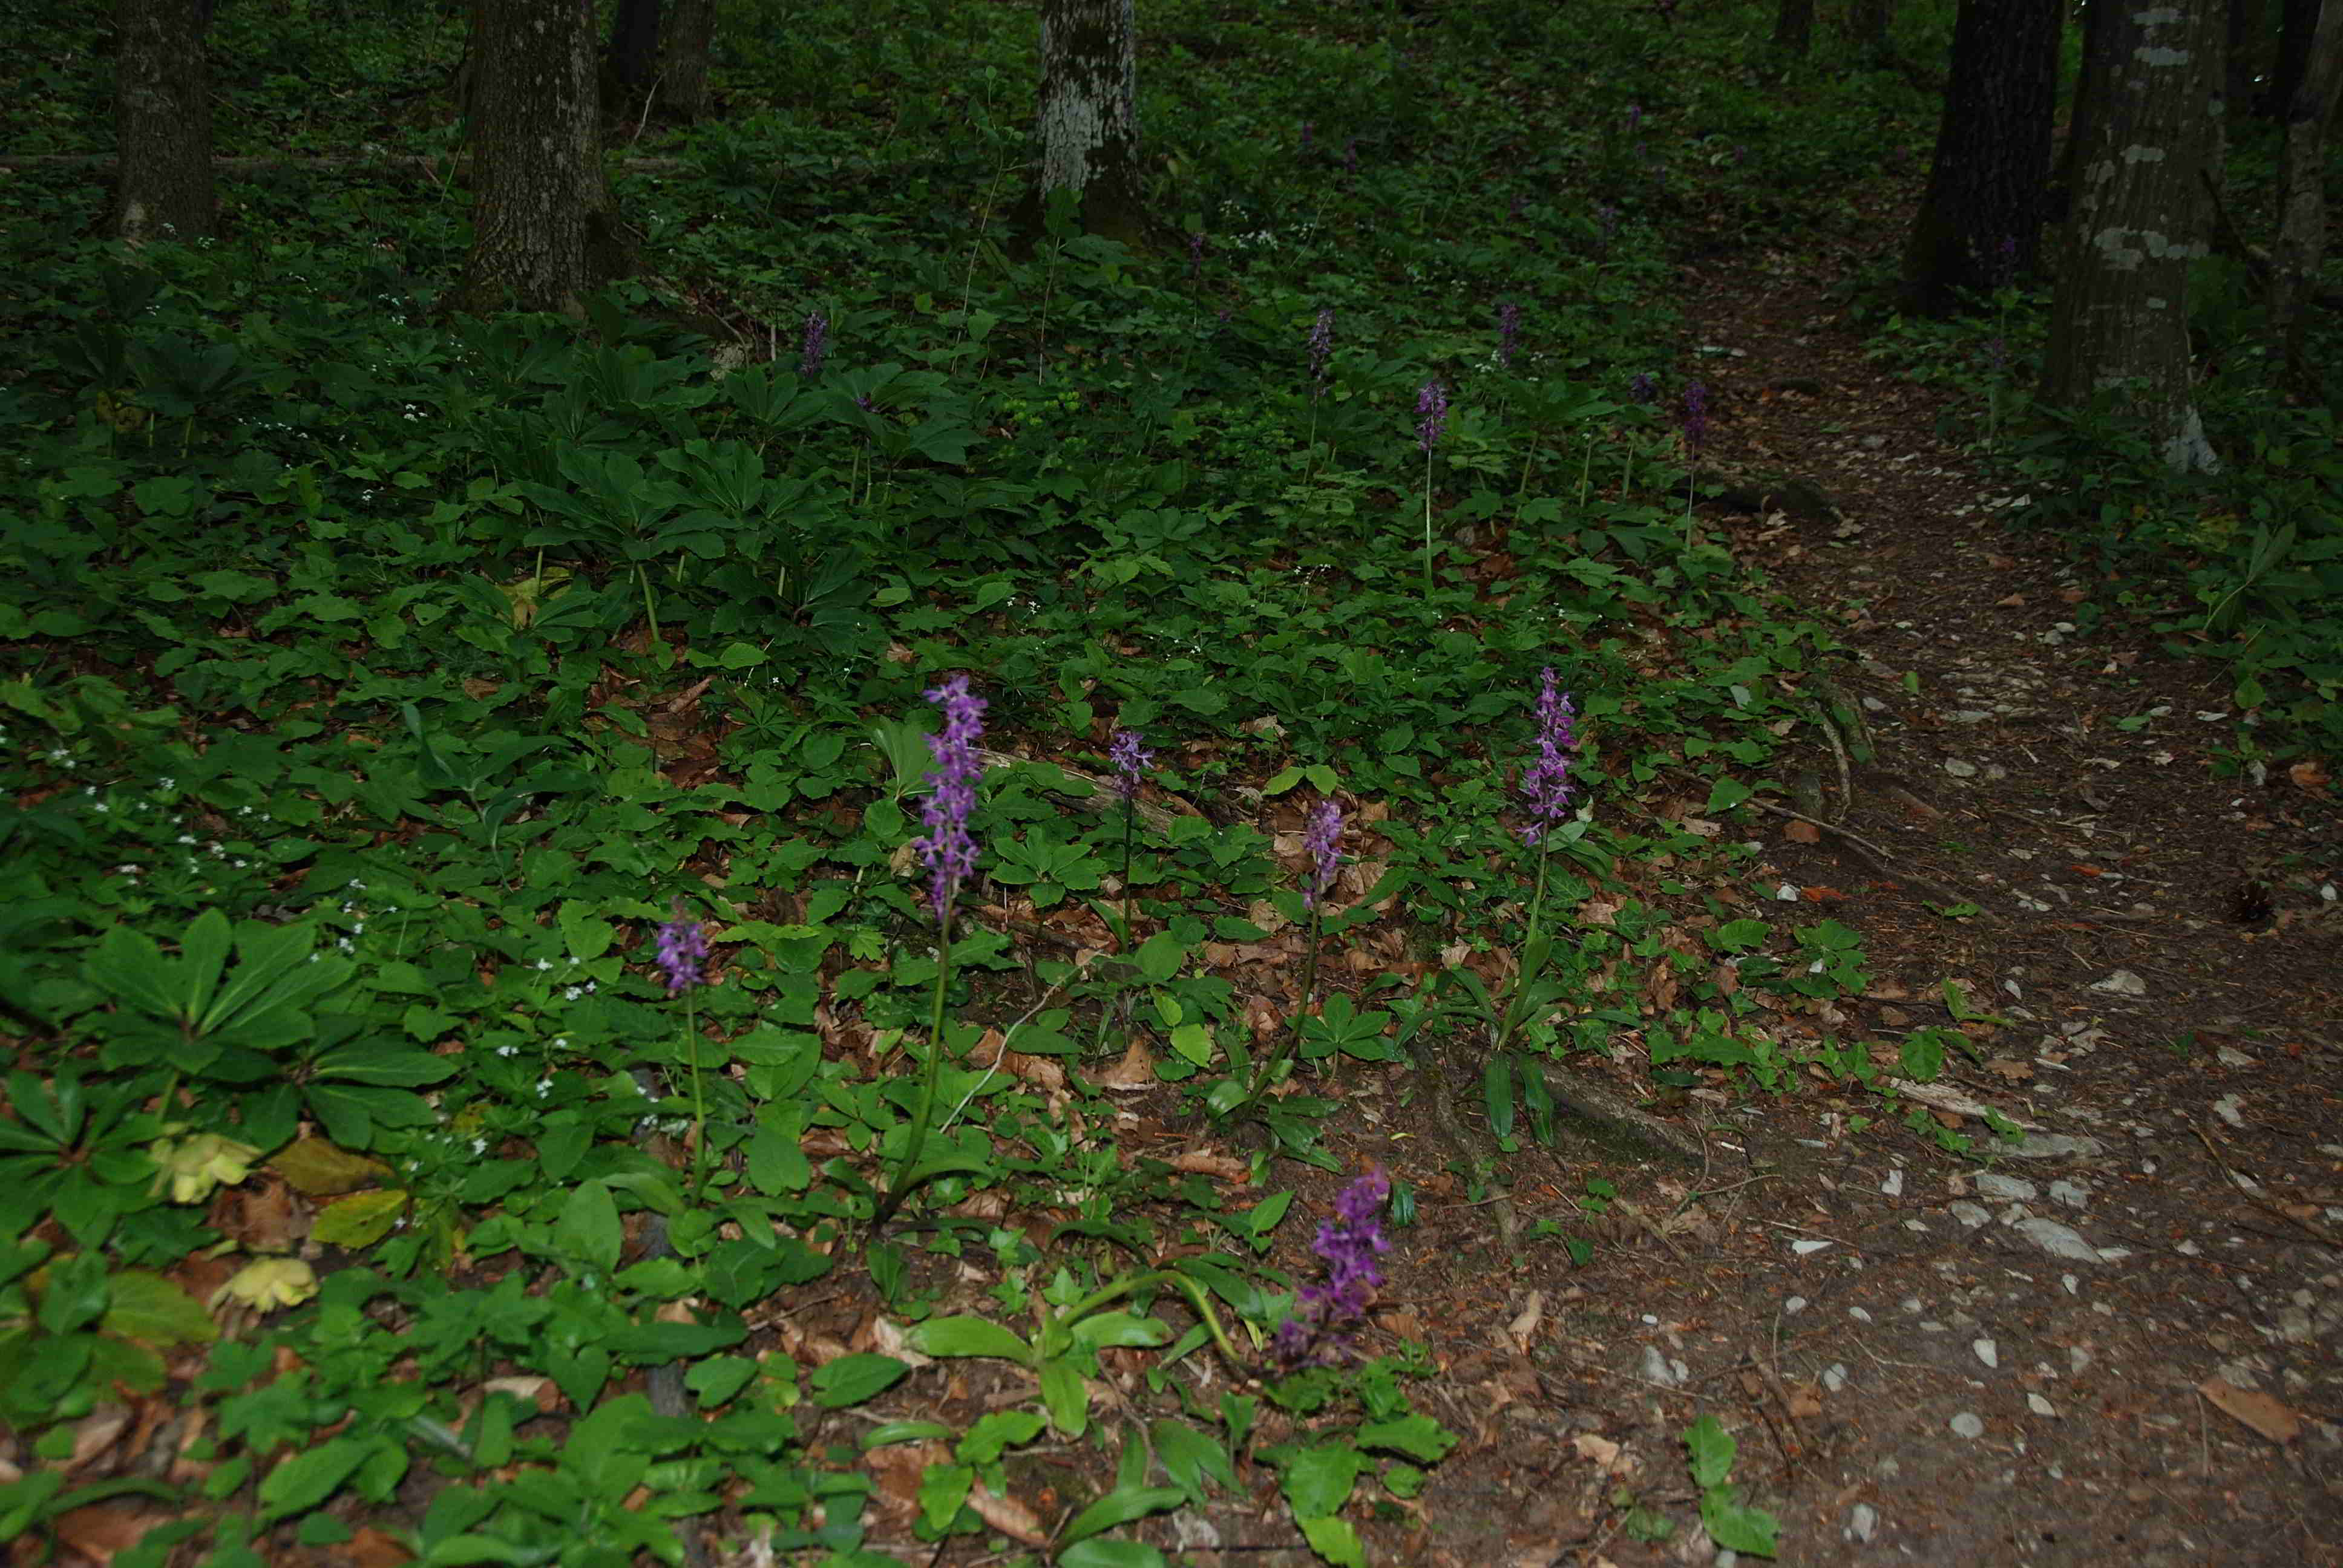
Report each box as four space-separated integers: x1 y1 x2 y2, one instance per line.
0 0 2186 1561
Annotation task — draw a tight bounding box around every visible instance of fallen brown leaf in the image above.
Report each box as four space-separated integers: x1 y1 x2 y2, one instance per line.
2199 1376 2301 1444
1098 1036 1156 1090
967 1481 1050 1545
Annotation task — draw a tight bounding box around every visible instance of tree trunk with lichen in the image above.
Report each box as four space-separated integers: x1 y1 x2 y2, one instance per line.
2272 0 2343 374
2044 0 2221 473
113 0 215 243
1015 0 1147 249
454 0 635 318
660 0 717 121
1899 0 2060 314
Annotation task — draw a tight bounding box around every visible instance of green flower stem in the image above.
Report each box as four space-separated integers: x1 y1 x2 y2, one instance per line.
873 908 954 1231
1422 446 1437 598
1492 841 1555 1056
682 995 707 1203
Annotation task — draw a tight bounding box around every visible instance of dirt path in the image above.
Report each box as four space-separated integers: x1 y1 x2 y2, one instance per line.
1329 247 2343 1568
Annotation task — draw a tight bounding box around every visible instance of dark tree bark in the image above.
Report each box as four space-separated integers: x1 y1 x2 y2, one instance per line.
2045 0 2222 472
113 0 215 242
1017 0 1147 247
455 0 633 317
2265 0 2321 114
660 0 717 122
2227 0 2264 120
2273 0 2343 371
606 0 661 95
1900 0 2061 313
1850 0 1894 59
1772 0 1813 57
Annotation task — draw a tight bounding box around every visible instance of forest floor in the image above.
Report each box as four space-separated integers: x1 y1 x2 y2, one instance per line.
1224 222 2343 1566
743 223 2343 1568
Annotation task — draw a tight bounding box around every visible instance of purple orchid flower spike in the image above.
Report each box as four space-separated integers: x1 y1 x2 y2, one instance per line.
1519 668 1581 845
654 898 709 995
913 676 987 924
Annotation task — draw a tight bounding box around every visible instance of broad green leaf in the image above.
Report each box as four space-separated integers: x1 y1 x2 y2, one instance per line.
917 1462 975 1532
555 1181 622 1275
258 1436 370 1523
270 1137 392 1197
179 907 234 1023
312 1189 408 1249
908 1316 1034 1363
809 1353 908 1408
307 1039 456 1087
83 926 179 1022
1280 1442 1362 1519
1299 1514 1365 1567
1353 1415 1456 1463
1135 932 1187 983
1683 1414 1737 1491
1700 1486 1781 1555
1038 1357 1089 1438
1482 1054 1515 1142
685 1355 760 1409
104 1269 218 1347
958 1408 1044 1463
1148 1419 1236 1505
1057 1482 1185 1546
1069 1312 1170 1351
1057 1541 1166 1568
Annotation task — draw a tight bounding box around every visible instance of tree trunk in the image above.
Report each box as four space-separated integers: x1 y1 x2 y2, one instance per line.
1850 0 1894 59
2265 0 2321 114
2044 0 2221 473
1020 0 1147 247
1772 0 1813 57
2227 0 2264 120
113 0 215 242
660 0 717 122
455 0 632 317
2272 0 2343 372
606 0 661 95
1899 0 2061 314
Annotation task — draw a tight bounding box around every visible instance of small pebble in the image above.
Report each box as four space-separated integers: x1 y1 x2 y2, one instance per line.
1950 1413 1985 1439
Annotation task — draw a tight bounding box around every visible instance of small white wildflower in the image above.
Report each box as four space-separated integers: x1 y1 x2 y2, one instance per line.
536 1079 553 1097
495 1043 518 1057
157 776 175 789
535 958 553 972
470 1138 487 1155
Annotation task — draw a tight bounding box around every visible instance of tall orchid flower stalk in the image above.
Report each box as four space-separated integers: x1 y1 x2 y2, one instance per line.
1244 799 1344 1105
1108 728 1152 941
1417 379 1448 597
1303 307 1335 481
1493 669 1580 1055
874 676 986 1230
1680 381 1708 523
653 898 713 1200
1395 671 1584 1077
